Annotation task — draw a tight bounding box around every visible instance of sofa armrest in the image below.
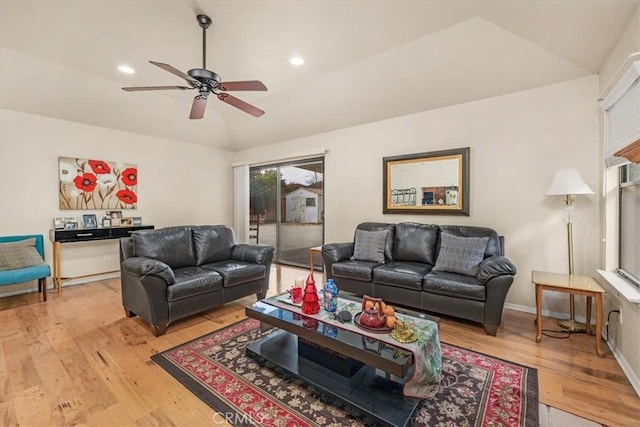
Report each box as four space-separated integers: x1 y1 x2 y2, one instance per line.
477 255 516 286
232 244 275 265
322 242 354 263
121 257 176 285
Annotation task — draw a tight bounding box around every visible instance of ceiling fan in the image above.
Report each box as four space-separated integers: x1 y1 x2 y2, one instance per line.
122 14 267 119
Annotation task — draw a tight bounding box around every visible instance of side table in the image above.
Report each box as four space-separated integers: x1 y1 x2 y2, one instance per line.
532 271 606 357
309 245 322 274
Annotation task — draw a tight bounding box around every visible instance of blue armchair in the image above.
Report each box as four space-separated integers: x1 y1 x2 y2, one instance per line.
0 235 50 301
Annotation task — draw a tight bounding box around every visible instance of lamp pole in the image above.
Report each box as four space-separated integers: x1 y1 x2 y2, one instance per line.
557 194 586 332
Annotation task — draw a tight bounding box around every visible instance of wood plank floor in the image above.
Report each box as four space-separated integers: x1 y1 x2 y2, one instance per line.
1 265 639 426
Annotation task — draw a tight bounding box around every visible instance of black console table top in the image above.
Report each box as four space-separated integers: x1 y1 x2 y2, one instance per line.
50 225 154 243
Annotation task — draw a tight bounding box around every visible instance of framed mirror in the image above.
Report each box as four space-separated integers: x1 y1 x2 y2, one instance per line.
383 147 470 215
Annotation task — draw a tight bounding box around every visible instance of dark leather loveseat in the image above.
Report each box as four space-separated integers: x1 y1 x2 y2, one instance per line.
322 222 516 335
120 225 274 336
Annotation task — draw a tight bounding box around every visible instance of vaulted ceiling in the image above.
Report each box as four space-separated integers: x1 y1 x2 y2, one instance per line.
1 1 637 151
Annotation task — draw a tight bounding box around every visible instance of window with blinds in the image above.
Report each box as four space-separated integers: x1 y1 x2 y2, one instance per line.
601 60 640 166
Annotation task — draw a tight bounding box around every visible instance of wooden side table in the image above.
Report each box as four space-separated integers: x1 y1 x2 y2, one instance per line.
309 245 322 274
532 271 606 357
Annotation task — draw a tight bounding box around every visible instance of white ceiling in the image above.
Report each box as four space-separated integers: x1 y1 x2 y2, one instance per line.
1 1 637 151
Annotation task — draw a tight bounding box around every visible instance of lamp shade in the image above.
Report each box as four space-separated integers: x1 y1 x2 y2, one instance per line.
546 168 594 195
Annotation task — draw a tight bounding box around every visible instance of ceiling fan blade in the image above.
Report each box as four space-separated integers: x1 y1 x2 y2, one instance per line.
149 61 198 85
218 80 267 91
217 93 265 117
190 95 208 119
122 86 190 92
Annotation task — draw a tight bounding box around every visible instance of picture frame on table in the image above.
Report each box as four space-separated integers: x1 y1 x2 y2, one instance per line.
106 210 122 226
53 217 64 229
63 216 77 230
120 217 134 227
82 214 98 229
102 217 112 228
132 217 142 226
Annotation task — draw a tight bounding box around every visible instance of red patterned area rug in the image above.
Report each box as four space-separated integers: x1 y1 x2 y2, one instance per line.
152 319 538 426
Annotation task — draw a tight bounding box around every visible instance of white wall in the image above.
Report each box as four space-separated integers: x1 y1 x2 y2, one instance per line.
0 108 232 295
599 7 640 94
233 76 601 315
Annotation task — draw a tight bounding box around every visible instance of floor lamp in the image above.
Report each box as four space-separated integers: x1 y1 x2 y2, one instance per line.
546 168 594 332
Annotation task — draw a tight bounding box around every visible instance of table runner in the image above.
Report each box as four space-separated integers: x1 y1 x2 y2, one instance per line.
265 293 442 399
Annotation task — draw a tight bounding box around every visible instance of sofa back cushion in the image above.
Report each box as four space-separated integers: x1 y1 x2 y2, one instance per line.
192 225 236 265
438 225 501 257
355 222 395 260
132 226 196 269
393 222 439 264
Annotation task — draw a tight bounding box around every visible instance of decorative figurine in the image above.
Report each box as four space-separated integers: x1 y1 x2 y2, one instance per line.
301 272 320 314
323 278 338 313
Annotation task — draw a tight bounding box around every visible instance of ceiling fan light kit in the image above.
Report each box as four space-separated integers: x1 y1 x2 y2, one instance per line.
121 14 267 119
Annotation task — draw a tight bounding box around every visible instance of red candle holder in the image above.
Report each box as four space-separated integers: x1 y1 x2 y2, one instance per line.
301 273 320 314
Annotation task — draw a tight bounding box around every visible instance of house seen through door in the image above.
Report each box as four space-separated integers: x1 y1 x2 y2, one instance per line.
249 158 324 269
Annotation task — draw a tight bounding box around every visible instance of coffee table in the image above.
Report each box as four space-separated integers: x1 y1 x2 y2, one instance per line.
245 294 440 426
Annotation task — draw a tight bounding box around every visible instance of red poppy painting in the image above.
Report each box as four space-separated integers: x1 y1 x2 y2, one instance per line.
59 157 138 210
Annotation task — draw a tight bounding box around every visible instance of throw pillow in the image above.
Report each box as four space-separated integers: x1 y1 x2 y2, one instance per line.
0 238 45 271
351 229 387 264
433 233 489 276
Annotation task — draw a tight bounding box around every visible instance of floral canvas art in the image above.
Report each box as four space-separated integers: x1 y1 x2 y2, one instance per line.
59 157 138 210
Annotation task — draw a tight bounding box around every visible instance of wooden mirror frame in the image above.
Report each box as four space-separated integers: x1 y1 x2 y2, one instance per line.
383 147 470 215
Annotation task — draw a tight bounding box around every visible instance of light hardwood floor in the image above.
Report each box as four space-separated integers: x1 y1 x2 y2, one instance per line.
1 265 639 426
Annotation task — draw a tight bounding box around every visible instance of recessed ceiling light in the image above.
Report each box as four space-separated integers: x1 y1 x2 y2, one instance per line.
289 56 304 66
118 65 135 74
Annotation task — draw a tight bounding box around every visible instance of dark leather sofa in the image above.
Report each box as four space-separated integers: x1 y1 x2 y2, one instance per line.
119 225 274 336
322 222 516 335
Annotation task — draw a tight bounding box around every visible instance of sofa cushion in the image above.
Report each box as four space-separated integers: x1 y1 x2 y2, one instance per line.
439 225 501 257
202 261 266 287
332 260 378 281
423 271 486 301
355 223 395 260
132 226 196 269
372 261 432 290
192 225 235 265
168 266 223 301
393 222 439 264
0 238 45 271
351 229 387 264
432 233 489 276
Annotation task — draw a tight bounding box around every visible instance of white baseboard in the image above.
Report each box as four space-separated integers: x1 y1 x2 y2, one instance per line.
504 302 589 323
504 302 640 398
606 338 640 397
0 272 120 298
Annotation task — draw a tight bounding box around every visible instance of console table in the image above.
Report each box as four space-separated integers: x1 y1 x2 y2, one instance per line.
50 225 154 292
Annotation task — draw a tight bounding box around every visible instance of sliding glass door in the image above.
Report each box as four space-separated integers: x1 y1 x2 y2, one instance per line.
249 158 324 269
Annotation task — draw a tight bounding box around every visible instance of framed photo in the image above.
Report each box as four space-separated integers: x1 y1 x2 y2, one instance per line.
82 214 98 228
53 217 64 229
107 210 122 226
132 217 142 226
63 216 78 230
102 217 112 228
120 217 134 227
